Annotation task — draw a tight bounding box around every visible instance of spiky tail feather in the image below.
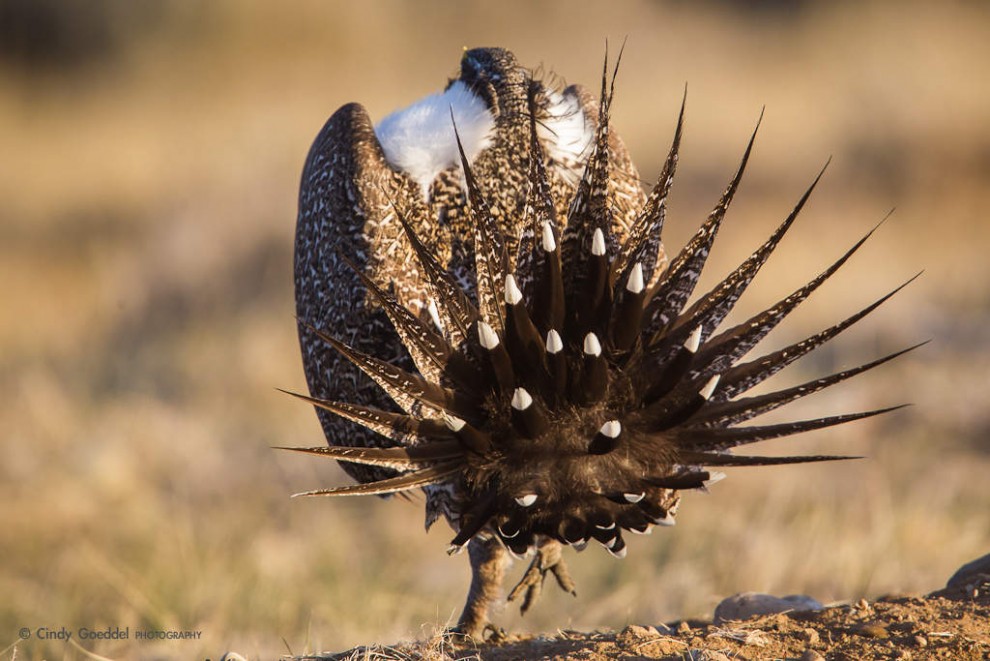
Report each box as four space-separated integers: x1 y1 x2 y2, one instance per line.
284 67 915 558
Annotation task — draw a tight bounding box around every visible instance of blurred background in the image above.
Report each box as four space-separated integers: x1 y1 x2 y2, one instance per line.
2 1 988 659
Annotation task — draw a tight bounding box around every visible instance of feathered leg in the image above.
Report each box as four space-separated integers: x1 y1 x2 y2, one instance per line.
456 536 509 639
507 539 577 614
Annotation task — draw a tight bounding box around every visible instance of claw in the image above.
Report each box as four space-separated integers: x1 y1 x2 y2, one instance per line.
445 623 506 648
483 623 508 644
549 558 577 597
507 540 577 615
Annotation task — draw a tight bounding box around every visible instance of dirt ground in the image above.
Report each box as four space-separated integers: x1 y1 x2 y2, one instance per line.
313 578 990 660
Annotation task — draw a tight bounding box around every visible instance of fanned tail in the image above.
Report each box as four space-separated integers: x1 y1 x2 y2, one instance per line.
285 55 917 563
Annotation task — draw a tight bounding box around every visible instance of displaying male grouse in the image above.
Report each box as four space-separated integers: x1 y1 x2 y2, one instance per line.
290 46 917 638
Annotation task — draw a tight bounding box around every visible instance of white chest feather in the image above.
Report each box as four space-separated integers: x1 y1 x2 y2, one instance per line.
537 90 595 180
375 81 495 197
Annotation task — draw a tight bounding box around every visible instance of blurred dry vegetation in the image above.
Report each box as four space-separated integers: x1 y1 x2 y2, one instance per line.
1 1 989 659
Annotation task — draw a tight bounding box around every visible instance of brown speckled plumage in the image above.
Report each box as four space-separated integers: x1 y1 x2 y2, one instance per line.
290 47 917 638
295 48 646 507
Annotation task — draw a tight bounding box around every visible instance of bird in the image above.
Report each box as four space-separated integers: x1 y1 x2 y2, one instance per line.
288 46 919 639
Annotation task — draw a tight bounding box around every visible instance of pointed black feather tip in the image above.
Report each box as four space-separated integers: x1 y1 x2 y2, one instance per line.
287 62 917 570
451 109 509 332
387 191 480 343
638 111 763 341
290 462 462 498
272 443 464 468
614 85 686 288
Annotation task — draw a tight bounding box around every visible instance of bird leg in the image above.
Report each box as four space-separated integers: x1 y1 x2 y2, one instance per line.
455 535 509 640
507 538 577 614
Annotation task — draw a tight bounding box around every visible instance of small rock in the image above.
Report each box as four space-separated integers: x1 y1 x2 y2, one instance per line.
713 592 823 624
854 623 889 639
701 652 730 661
800 651 825 661
855 597 870 610
653 622 675 634
687 651 730 661
913 635 928 648
946 552 990 588
618 625 656 642
801 628 820 645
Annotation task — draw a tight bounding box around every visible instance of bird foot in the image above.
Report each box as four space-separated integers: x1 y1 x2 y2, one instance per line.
481 623 508 644
507 540 577 614
446 622 507 646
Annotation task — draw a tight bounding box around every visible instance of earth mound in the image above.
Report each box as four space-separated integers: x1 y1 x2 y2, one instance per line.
308 569 990 660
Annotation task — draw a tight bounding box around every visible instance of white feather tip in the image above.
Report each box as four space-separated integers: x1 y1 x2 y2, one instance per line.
504 274 523 306
477 321 500 349
591 228 606 256
511 387 533 411
626 262 645 294
583 332 602 357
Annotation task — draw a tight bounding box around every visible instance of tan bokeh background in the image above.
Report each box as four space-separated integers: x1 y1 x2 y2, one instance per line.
1 1 988 658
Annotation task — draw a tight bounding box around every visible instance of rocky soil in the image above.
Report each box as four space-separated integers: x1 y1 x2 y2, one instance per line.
307 557 990 661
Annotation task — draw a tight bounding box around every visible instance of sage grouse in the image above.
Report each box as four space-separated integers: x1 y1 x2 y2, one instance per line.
289 47 917 637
